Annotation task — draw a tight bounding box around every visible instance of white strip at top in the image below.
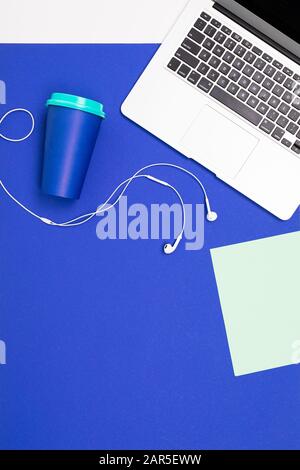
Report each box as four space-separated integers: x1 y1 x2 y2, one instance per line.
0 0 189 43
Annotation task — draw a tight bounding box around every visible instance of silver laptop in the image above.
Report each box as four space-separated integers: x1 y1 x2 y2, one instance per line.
122 0 300 220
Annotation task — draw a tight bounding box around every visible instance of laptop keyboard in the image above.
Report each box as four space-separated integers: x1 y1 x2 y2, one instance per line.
167 11 300 156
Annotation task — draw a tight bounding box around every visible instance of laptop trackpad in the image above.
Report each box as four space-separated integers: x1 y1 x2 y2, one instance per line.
180 105 259 179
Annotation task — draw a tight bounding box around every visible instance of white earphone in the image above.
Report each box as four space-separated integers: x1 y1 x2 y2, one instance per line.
135 163 218 254
0 108 218 254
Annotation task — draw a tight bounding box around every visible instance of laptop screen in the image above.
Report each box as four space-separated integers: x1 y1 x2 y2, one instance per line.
216 0 300 60
236 1 299 44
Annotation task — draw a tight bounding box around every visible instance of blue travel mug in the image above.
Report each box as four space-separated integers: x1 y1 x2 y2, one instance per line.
42 93 106 199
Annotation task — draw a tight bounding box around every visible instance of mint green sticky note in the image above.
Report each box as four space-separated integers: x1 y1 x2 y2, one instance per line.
211 231 300 376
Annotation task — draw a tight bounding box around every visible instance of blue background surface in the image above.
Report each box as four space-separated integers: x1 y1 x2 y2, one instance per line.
0 45 299 450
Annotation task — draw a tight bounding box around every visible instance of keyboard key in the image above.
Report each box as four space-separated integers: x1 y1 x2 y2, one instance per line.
286 122 299 134
200 12 211 21
223 51 234 63
232 32 242 42
215 32 226 44
293 73 300 81
278 102 290 115
273 84 284 97
291 141 300 154
221 25 231 35
262 53 272 63
281 138 291 147
284 77 296 90
219 62 231 75
204 24 217 37
197 62 209 75
282 91 293 104
188 28 205 45
248 82 260 95
273 60 283 69
262 78 274 91
247 95 259 108
288 109 300 122
210 85 262 125
182 38 201 56
187 70 201 85
266 109 279 121
167 57 181 71
283 67 293 76
243 65 255 77
264 65 276 77
294 84 300 97
292 97 300 110
203 38 215 50
253 71 264 84
199 49 211 62
233 58 245 70
211 18 221 28
253 58 266 70
213 45 225 57
207 69 220 82
237 89 249 102
208 56 221 69
175 48 199 68
244 51 256 64
194 18 206 31
268 96 280 108
178 64 191 78
258 119 275 136
257 102 269 115
271 127 285 141
242 38 252 47
287 83 298 97
227 82 239 95
228 69 241 82
258 89 271 102
217 75 230 88
252 46 262 55
239 76 251 88
277 115 289 128
224 38 236 51
274 71 285 83
197 77 213 92
234 45 246 57
259 118 275 134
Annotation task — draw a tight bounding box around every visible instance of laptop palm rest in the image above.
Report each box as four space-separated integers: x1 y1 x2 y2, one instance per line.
179 105 259 179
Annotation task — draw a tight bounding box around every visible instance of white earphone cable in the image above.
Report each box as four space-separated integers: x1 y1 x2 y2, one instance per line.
127 162 210 201
57 162 213 227
0 107 217 252
0 179 44 221
0 175 186 233
0 108 35 142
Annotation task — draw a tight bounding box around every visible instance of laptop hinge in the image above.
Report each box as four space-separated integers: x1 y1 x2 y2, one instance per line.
213 2 300 65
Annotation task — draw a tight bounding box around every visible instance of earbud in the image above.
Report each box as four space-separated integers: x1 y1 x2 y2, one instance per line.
205 197 218 222
207 210 218 222
164 235 182 255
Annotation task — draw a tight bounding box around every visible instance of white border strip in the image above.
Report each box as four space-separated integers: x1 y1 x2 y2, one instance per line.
0 0 189 43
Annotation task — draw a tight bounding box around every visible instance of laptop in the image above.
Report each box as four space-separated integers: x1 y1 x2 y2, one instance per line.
121 0 300 220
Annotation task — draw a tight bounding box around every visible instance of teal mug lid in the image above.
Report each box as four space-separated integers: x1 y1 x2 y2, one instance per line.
46 93 106 118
